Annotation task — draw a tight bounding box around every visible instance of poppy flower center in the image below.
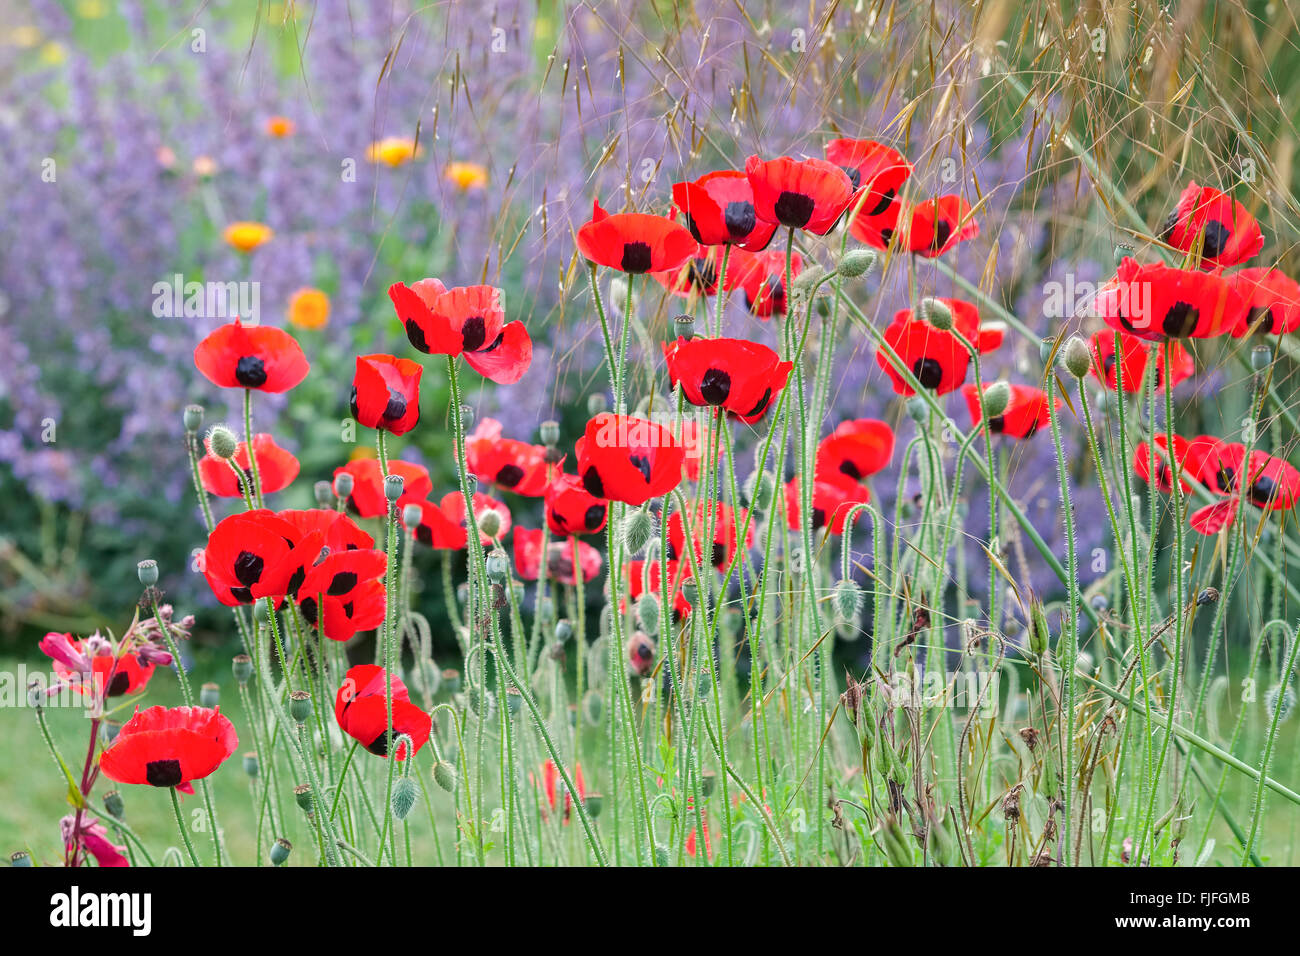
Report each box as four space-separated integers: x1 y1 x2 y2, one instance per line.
495 464 524 487
838 460 864 481
1251 476 1279 506
584 504 607 530
235 355 268 388
928 219 952 253
724 201 757 239
627 454 653 484
462 316 487 352
620 242 653 273
699 368 731 405
1162 301 1199 337
145 758 184 788
912 358 944 390
773 191 815 228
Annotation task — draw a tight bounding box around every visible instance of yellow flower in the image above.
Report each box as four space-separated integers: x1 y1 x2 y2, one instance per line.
76 0 108 18
366 137 421 168
39 41 66 65
7 26 42 48
349 446 378 462
223 221 274 254
265 115 296 138
287 287 330 330
444 161 489 191
193 155 218 178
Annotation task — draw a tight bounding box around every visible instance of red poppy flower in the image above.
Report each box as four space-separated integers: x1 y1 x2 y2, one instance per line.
671 170 778 251
43 635 157 699
438 490 512 546
388 281 532 384
466 418 552 496
962 384 1059 439
351 354 422 435
198 433 300 498
1160 181 1264 269
784 473 869 535
1229 267 1300 336
539 759 586 822
99 705 238 788
1133 435 1219 495
399 498 466 549
335 665 431 760
678 418 703 483
725 248 805 318
334 458 432 519
1089 331 1195 392
627 632 657 677
815 419 895 483
1096 257 1246 340
276 508 375 552
1187 442 1300 534
625 559 693 621
666 501 754 572
847 195 901 250
902 195 979 257
201 510 299 606
938 297 1004 353
193 319 309 393
653 244 722 297
298 550 388 642
876 310 970 396
576 200 697 274
575 414 685 506
545 473 608 536
824 138 912 214
512 527 602 585
662 336 793 424
744 156 856 234
684 797 713 860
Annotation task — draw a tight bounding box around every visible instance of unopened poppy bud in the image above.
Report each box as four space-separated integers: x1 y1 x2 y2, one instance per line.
1061 335 1091 378
243 751 259 778
313 480 333 507
270 837 292 866
622 506 656 555
1028 598 1050 657
919 297 952 330
183 404 204 434
906 395 930 423
383 474 404 502
536 596 555 623
293 783 313 812
673 313 695 341
700 770 716 799
654 844 670 866
879 814 913 866
101 721 122 744
199 682 220 708
468 686 493 717
587 392 608 416
103 790 125 819
332 472 354 499
392 775 419 820
794 264 826 292
289 690 312 723
459 403 474 429
555 619 574 642
635 594 661 633
479 509 503 540
1252 344 1273 372
136 559 159 587
10 851 33 868
981 381 1011 419
833 578 864 622
485 548 509 583
626 632 656 677
539 420 561 448
232 653 252 684
433 760 459 793
837 248 877 279
207 424 238 460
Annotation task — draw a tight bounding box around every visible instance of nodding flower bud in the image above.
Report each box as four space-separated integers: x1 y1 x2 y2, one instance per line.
232 654 252 685
183 404 205 434
478 509 503 540
555 619 574 643
206 425 238 460
270 837 292 866
1252 344 1273 372
635 594 661 634
622 506 656 555
485 548 509 583
313 480 334 507
793 264 826 292
833 578 864 622
837 248 877 279
981 381 1011 419
136 559 159 587
383 474 405 502
103 790 125 819
587 392 609 416
1028 597 1050 657
288 690 312 724
10 851 33 867
199 682 220 708
332 472 354 500
919 297 953 330
293 784 313 812
1061 335 1091 379
609 276 630 307
673 313 695 341
401 503 423 528
243 752 259 778
433 760 459 793
539 420 561 448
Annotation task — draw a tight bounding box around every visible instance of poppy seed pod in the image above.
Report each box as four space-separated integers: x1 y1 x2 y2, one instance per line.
673 313 695 341
485 548 509 583
206 424 239 460
289 690 312 723
332 472 354 499
587 392 609 416
243 751 259 778
980 381 1011 419
183 404 204 434
232 654 252 684
10 851 33 867
199 682 220 708
837 248 877 279
383 474 405 502
555 619 574 643
293 783 313 812
1252 343 1273 372
479 509 503 540
270 837 292 866
1061 335 1092 379
137 559 159 587
919 297 953 330
103 790 125 819
539 419 561 448
584 793 604 818
313 480 333 507
744 470 776 513
505 686 523 717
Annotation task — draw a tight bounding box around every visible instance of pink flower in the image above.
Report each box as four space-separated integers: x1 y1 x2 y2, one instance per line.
60 815 129 867
39 632 90 673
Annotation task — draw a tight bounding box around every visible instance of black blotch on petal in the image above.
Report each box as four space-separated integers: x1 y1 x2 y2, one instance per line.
495 464 525 488
723 201 757 239
710 542 726 569
145 758 184 788
621 242 653 273
1201 220 1230 258
987 416 1006 434
628 455 653 484
867 188 896 217
286 565 306 599
383 388 408 423
328 571 358 596
582 466 605 499
1246 306 1276 334
233 550 265 586
584 504 607 531
928 219 953 253
1162 301 1199 338
810 507 827 530
404 319 429 353
838 460 864 481
741 387 773 420
1251 476 1279 506
235 355 267 388
415 525 433 547
461 316 487 352
105 671 131 697
841 166 861 189
774 191 815 228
